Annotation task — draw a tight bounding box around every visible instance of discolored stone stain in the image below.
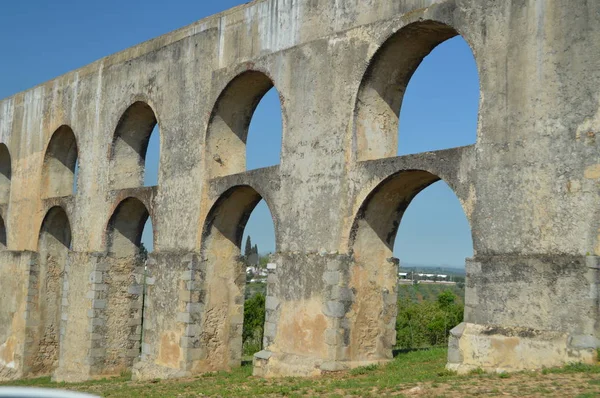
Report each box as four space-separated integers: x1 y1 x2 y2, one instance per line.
490 336 520 366
277 300 327 355
584 164 600 180
0 336 16 367
158 332 181 369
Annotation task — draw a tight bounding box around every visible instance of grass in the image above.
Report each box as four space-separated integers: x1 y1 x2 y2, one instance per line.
3 348 600 397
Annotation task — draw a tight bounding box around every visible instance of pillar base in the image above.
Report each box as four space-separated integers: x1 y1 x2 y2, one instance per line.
252 350 392 377
131 361 191 381
447 322 598 374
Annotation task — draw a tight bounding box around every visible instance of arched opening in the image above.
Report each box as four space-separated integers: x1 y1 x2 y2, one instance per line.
102 197 150 374
354 21 479 161
393 181 472 349
41 126 78 198
348 171 472 361
27 207 71 376
200 186 276 369
0 144 12 203
72 159 79 194
0 215 6 249
109 102 160 190
206 71 283 177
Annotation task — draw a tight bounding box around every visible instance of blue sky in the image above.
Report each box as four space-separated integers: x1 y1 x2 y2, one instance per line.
0 1 477 268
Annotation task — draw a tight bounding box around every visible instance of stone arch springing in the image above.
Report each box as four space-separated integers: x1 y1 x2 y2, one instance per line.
206 71 283 177
109 102 159 190
0 143 11 203
41 126 78 198
27 206 72 376
346 170 473 362
354 21 480 161
199 185 277 369
101 197 150 374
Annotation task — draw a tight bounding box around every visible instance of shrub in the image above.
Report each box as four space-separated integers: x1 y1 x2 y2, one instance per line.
395 290 464 349
243 292 266 355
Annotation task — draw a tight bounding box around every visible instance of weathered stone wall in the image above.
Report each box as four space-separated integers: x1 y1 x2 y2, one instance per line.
0 252 35 381
23 252 63 376
0 0 598 381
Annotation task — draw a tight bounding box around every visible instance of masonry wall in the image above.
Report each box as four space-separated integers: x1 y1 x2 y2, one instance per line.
0 0 598 381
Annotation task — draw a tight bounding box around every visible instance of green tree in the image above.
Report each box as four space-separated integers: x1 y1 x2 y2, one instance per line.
243 293 266 355
138 242 148 262
244 236 252 258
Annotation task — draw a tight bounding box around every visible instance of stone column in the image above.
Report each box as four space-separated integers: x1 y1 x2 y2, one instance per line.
254 252 371 377
132 252 203 380
53 252 102 382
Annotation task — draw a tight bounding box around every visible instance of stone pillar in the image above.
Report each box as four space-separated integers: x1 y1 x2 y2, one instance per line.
253 252 365 377
447 256 599 374
0 251 37 381
132 252 203 380
53 252 101 382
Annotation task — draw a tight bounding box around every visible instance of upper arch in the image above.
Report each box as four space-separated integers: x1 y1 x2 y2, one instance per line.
109 101 159 190
41 125 78 198
353 19 481 161
0 143 11 204
205 70 283 178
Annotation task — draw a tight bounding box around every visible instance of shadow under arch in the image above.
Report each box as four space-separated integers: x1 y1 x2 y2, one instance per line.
26 206 72 376
0 214 6 249
41 125 78 198
199 184 277 370
0 143 11 204
106 197 150 257
345 169 473 362
205 71 282 178
109 101 159 190
354 20 480 161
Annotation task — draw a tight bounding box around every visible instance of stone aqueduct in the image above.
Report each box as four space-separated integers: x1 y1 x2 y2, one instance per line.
1 0 599 382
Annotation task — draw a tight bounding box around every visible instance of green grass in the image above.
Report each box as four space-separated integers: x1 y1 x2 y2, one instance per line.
3 348 600 397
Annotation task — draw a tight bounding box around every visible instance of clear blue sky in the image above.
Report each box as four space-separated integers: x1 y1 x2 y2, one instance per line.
0 1 477 268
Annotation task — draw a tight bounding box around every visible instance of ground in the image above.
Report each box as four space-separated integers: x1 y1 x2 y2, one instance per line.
2 348 600 397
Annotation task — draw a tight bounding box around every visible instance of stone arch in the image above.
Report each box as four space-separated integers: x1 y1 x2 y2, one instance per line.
199 185 277 369
109 101 159 190
206 71 283 177
41 126 78 198
100 197 150 374
353 20 480 161
0 143 11 203
345 170 472 362
106 197 150 257
26 206 71 376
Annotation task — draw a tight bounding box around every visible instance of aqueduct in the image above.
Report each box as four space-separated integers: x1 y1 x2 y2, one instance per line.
1 0 600 382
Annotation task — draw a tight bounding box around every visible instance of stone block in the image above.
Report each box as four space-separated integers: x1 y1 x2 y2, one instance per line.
323 301 345 318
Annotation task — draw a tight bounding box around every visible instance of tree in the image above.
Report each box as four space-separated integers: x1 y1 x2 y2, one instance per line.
253 244 258 256
244 236 252 258
138 242 148 262
243 293 266 355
